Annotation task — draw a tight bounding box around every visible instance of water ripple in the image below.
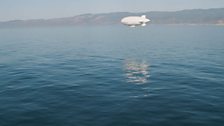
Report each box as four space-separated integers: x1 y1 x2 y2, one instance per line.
124 60 150 84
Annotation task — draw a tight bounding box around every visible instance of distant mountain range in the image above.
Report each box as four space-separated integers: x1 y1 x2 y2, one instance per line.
1 8 224 27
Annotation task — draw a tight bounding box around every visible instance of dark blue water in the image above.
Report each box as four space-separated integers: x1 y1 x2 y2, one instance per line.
0 25 224 126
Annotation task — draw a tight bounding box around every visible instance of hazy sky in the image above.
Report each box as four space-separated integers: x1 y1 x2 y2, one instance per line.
1 0 224 21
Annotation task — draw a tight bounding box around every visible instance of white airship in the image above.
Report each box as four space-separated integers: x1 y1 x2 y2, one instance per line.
121 15 150 27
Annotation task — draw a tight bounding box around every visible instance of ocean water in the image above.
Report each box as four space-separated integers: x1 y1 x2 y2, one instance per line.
0 25 224 126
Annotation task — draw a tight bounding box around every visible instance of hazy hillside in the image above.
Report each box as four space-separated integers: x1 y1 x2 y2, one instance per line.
147 8 224 24
0 8 224 27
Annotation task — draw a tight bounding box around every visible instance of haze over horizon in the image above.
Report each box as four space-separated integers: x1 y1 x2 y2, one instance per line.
1 0 224 21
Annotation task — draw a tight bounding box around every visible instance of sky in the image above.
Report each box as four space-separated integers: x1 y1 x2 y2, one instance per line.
0 0 224 21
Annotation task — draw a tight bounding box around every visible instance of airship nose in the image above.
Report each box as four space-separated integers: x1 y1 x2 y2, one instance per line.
121 19 126 23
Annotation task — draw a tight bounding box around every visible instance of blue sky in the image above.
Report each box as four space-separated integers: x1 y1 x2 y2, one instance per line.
1 0 224 21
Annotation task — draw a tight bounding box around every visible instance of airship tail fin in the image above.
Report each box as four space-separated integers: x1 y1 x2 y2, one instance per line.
141 15 146 18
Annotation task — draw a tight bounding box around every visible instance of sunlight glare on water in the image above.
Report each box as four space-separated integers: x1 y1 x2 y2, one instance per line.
124 59 150 84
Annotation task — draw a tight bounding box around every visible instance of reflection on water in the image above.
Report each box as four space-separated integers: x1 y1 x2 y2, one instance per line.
124 60 150 84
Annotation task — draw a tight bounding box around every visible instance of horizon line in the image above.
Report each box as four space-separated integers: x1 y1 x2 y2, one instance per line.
1 7 223 22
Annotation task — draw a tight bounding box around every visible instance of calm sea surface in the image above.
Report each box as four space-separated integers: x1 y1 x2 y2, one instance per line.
0 25 224 126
